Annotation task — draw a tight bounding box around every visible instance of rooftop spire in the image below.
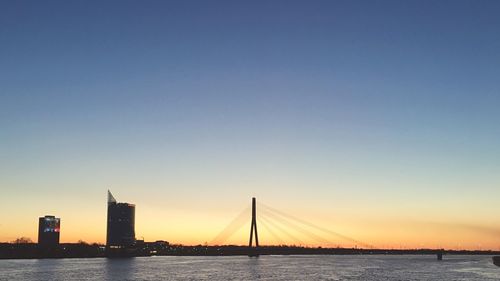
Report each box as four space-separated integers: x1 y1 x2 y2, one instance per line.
108 190 117 204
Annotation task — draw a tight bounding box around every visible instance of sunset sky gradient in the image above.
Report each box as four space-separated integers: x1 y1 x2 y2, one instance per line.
1 0 500 249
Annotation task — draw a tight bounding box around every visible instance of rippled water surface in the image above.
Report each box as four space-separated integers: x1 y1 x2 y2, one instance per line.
1 255 499 280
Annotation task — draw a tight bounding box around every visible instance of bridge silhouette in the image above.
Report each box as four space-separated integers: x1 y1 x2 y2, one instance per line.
210 198 373 254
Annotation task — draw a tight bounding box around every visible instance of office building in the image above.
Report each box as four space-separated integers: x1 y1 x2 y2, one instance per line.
38 215 60 249
106 191 136 249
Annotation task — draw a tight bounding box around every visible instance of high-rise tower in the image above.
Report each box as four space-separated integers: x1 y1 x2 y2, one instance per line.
38 215 60 250
106 191 136 250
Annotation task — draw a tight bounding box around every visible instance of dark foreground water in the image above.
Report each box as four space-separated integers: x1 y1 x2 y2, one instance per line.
0 255 499 281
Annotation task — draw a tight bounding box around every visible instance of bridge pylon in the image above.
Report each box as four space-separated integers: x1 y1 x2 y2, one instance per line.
248 197 259 257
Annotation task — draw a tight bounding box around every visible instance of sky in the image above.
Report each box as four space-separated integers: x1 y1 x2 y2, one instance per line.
1 0 500 249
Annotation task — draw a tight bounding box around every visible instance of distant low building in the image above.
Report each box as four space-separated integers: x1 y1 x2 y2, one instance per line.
106 191 136 250
38 215 60 249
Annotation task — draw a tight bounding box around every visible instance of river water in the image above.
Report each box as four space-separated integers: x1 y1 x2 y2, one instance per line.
0 255 499 280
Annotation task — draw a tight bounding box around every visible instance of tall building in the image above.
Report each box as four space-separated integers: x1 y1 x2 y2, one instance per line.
106 191 136 249
38 215 60 249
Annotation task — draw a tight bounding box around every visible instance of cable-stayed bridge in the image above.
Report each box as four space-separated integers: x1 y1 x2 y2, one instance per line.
210 198 373 255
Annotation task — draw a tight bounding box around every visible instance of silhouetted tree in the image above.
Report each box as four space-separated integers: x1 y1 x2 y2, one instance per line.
12 237 33 244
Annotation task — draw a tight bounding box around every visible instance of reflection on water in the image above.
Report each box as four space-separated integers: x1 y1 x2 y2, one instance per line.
0 255 499 281
105 258 136 280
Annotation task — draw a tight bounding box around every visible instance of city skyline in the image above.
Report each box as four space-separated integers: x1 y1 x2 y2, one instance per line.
3 190 500 250
1 1 500 250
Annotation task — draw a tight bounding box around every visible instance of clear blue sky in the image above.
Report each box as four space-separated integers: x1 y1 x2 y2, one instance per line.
1 1 500 247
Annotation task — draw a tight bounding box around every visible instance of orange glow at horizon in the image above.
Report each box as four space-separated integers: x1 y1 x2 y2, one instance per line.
2 204 499 251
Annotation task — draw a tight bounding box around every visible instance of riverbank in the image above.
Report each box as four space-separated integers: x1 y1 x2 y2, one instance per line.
2 243 500 259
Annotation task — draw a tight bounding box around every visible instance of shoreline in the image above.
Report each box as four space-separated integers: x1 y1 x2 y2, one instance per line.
2 243 500 260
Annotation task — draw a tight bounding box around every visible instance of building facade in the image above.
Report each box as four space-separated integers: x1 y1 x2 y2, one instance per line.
38 215 60 249
106 191 136 249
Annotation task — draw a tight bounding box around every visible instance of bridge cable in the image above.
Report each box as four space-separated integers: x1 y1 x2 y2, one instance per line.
259 208 333 246
257 217 285 245
210 206 250 245
258 202 374 249
258 213 305 246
